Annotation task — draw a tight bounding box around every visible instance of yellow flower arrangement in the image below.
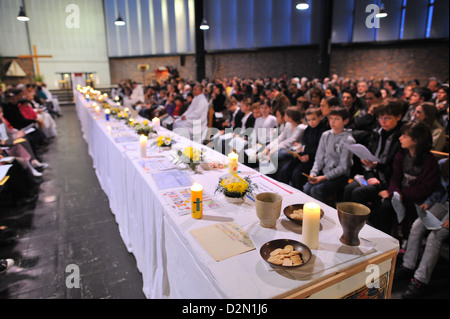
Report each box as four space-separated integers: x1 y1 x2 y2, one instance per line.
155 135 172 148
215 174 257 199
175 146 204 172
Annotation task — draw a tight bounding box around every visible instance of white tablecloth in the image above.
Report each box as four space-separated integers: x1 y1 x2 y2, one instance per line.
75 93 399 299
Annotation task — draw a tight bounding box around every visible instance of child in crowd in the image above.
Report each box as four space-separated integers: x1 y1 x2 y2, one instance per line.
395 158 448 299
278 107 327 189
262 107 306 178
303 107 355 207
369 121 439 238
343 99 404 211
251 101 277 146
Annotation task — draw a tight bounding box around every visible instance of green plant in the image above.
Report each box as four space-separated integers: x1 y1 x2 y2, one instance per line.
34 75 44 83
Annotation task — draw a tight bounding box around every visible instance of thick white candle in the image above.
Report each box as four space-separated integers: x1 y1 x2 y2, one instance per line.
302 202 321 249
152 117 160 128
228 152 239 175
140 134 147 158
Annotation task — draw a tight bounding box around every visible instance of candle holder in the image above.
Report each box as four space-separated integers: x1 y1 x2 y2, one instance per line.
337 202 371 246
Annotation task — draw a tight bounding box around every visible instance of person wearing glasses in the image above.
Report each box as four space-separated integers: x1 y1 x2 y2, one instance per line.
343 99 404 213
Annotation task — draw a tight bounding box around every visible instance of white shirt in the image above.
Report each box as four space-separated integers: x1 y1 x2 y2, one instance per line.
253 115 277 144
174 93 209 137
130 85 145 102
267 122 307 151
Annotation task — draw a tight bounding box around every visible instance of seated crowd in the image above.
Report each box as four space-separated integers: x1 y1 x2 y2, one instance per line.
0 83 60 207
1 82 62 274
2 72 447 295
116 72 448 298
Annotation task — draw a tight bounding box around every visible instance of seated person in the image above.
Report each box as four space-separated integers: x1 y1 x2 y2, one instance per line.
0 152 39 206
173 84 209 140
343 99 404 212
23 85 57 138
278 107 328 189
319 96 340 131
395 158 448 299
221 96 243 131
251 100 278 146
173 94 188 117
369 121 439 238
2 89 47 154
303 107 356 207
341 88 363 128
435 85 448 129
260 107 306 179
1 105 48 177
413 102 446 152
402 87 432 123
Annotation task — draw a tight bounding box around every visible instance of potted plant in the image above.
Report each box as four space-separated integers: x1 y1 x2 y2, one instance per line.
215 174 257 204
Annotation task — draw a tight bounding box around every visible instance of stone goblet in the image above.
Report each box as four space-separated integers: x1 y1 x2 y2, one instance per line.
255 192 282 228
337 202 371 246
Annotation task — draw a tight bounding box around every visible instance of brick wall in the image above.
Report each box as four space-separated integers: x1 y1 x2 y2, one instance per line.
330 41 449 86
109 41 448 86
109 46 321 85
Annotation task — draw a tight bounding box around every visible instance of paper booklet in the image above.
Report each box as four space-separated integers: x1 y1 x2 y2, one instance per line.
415 204 443 230
190 222 255 262
343 143 380 163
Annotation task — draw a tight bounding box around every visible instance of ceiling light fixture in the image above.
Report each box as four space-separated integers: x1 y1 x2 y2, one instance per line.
200 18 209 30
376 4 388 18
296 0 309 10
115 14 126 26
17 6 29 21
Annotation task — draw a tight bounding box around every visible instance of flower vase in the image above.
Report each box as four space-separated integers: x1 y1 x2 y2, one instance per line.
224 195 245 204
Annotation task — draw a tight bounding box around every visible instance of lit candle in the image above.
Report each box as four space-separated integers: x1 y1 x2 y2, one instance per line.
105 108 110 121
152 117 160 128
228 152 239 175
124 107 129 113
95 105 100 116
302 202 321 249
191 183 203 219
85 94 90 102
140 134 147 158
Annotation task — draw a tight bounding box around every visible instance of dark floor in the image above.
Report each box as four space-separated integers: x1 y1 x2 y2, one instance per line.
0 105 145 299
0 105 448 299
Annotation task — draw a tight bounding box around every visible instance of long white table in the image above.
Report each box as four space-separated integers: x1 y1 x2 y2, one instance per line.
75 93 399 299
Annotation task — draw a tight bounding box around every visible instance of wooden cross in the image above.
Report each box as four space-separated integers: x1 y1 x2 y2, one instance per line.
18 45 53 78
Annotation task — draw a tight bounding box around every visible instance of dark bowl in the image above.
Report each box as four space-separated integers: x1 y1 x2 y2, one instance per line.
283 204 324 225
260 239 312 268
